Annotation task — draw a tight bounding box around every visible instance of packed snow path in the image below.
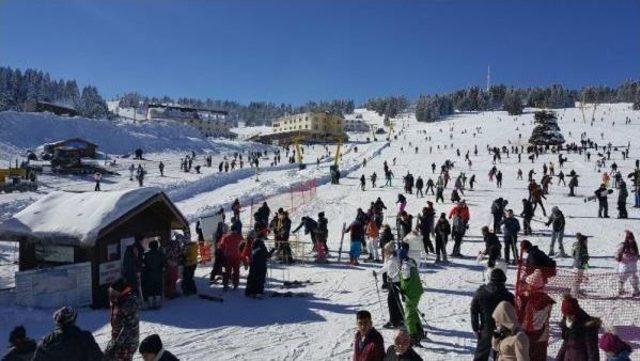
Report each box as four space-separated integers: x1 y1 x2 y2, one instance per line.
1 105 640 360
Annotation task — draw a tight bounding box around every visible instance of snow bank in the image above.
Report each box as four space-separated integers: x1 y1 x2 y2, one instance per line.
0 111 268 158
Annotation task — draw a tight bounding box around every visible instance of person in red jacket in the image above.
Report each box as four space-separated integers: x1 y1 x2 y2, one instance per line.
448 200 470 224
218 220 244 290
353 310 385 361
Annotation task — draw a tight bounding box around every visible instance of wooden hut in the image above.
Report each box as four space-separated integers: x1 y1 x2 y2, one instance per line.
0 187 189 308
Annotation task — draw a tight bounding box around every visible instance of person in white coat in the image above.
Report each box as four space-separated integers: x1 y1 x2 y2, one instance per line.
375 243 404 329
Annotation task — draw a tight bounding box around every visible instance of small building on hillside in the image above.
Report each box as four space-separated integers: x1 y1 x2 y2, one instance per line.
0 188 189 308
344 119 370 133
23 100 79 117
146 103 235 138
42 138 98 159
251 112 348 145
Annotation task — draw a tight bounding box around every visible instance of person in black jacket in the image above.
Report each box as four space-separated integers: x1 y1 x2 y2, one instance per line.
32 306 103 361
415 176 424 198
520 199 534 235
618 180 629 219
246 224 270 298
545 206 567 257
491 198 508 234
142 241 166 309
595 183 610 218
2 326 36 361
480 226 502 266
138 334 179 361
316 212 329 254
253 202 270 227
470 269 515 361
417 204 435 254
434 213 451 263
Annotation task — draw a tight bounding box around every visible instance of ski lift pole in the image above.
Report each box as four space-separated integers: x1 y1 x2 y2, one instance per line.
372 271 386 320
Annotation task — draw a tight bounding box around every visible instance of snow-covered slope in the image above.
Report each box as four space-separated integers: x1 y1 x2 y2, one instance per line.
1 103 640 360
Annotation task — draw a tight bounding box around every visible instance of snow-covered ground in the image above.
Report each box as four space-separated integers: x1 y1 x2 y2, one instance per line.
1 104 640 360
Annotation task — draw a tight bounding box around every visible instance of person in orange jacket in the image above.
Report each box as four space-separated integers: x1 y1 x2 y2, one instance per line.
448 200 470 224
218 220 244 290
365 220 380 262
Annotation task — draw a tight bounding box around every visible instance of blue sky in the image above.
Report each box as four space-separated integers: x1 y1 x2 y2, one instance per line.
1 0 639 104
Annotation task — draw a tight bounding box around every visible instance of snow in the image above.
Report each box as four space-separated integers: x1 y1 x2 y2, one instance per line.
1 104 640 360
0 187 165 246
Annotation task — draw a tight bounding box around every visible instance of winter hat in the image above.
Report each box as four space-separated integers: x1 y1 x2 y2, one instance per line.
110 278 130 293
53 306 77 326
490 269 507 284
394 330 411 346
561 294 580 317
521 240 532 251
9 326 26 343
139 334 163 355
318 212 325 218
599 331 631 354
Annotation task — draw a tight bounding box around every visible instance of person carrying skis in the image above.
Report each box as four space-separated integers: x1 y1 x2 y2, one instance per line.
104 279 140 361
398 245 424 346
595 183 611 218
375 243 403 330
470 269 514 361
218 221 243 291
245 223 270 298
501 210 520 265
353 310 385 361
545 207 567 257
345 211 366 265
616 230 639 296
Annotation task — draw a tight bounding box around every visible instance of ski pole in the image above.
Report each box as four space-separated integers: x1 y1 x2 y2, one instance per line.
372 271 386 320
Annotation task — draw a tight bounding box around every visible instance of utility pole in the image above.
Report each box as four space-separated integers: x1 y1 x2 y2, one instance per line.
486 65 491 92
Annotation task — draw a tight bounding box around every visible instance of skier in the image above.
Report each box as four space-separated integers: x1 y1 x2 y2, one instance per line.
470 269 514 361
31 307 102 361
385 170 394 187
496 170 503 188
93 172 102 191
398 245 424 346
315 212 329 261
568 174 579 196
253 202 270 227
104 279 140 361
365 219 380 262
128 164 135 181
435 179 445 203
141 241 166 309
434 213 451 263
360 174 366 191
594 183 611 218
138 334 179 361
373 197 387 228
376 243 403 329
274 211 293 264
469 174 476 190
370 172 377 188
353 310 385 361
158 161 165 177
480 226 502 268
530 183 547 216
545 207 567 257
425 178 435 195
616 230 639 296
219 221 243 291
245 223 270 298
416 204 435 254
501 210 520 265
136 166 145 187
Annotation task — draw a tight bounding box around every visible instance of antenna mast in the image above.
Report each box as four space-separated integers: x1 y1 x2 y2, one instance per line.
486 65 491 91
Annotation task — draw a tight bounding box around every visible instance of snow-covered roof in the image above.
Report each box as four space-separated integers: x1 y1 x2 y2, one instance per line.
0 187 185 246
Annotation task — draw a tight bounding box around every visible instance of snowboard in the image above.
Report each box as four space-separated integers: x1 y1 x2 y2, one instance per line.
337 222 347 263
198 294 224 302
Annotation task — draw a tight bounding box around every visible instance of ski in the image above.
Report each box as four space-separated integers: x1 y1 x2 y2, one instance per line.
268 291 312 298
337 222 347 263
198 294 224 302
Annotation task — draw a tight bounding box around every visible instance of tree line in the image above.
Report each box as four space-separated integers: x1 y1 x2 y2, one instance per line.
0 66 110 119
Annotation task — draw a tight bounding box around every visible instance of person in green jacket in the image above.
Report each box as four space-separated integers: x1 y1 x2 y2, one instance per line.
398 245 424 346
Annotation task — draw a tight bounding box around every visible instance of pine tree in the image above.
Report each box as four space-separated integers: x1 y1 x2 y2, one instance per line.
529 110 565 145
79 86 109 118
503 91 524 115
